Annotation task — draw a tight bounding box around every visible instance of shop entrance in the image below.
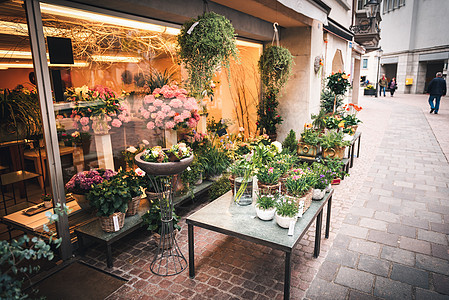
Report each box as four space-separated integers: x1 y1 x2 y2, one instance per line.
382 63 397 82
424 61 445 92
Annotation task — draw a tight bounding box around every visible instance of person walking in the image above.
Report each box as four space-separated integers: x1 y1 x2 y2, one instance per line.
389 77 397 97
378 74 388 97
427 72 447 114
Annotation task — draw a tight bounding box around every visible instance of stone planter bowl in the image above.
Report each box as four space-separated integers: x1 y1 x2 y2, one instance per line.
135 153 194 176
275 212 297 229
255 205 276 221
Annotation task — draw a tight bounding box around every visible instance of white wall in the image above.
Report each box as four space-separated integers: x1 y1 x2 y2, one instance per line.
413 0 449 50
323 0 352 28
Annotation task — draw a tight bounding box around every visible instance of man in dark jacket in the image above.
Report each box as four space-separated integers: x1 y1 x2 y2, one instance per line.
427 72 447 114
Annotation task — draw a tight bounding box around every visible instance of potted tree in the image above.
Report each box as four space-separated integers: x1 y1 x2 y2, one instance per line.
275 196 301 228
255 192 277 221
87 176 131 232
319 130 351 159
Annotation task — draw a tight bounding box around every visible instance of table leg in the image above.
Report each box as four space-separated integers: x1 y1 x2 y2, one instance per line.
284 251 291 300
314 210 323 258
350 144 355 168
188 224 195 278
106 243 113 268
77 234 85 256
357 135 361 158
325 196 332 239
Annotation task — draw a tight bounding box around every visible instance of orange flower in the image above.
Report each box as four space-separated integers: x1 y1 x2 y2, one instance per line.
304 123 313 129
338 121 345 128
348 103 354 107
342 74 350 80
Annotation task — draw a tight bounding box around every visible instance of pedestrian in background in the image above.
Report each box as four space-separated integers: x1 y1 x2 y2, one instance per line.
378 74 388 97
389 77 397 97
427 72 447 114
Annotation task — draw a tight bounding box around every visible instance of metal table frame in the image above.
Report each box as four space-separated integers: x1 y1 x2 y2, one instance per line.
348 132 362 168
186 190 333 300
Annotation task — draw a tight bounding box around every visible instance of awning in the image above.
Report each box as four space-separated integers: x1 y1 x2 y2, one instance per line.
324 18 353 41
381 56 399 64
419 52 449 62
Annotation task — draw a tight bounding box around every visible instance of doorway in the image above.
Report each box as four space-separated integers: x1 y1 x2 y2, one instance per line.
424 61 445 92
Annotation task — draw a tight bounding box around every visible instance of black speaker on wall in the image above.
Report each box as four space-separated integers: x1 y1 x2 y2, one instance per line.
47 36 74 64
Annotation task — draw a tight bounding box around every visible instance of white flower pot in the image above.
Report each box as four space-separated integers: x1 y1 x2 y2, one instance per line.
255 205 276 221
275 212 297 229
312 189 326 200
325 184 332 192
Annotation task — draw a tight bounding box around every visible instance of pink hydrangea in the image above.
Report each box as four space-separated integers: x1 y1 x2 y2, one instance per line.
80 117 89 126
146 122 155 130
169 98 183 108
187 118 198 128
142 111 150 119
181 110 191 119
165 121 175 129
151 113 157 119
156 111 166 119
148 106 156 113
82 126 90 131
152 88 161 95
174 115 184 123
153 99 164 107
168 111 176 117
111 119 122 128
144 94 155 104
118 113 126 121
161 105 172 114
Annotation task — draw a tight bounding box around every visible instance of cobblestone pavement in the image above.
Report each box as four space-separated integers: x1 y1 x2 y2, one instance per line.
306 93 449 299
80 93 448 299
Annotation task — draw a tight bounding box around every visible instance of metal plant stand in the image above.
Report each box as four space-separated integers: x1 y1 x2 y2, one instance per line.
146 175 187 276
134 153 193 276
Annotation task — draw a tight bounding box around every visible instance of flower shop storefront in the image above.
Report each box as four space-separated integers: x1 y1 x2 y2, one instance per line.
0 0 263 259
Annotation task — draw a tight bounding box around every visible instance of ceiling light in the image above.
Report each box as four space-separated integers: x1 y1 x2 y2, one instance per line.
91 55 142 63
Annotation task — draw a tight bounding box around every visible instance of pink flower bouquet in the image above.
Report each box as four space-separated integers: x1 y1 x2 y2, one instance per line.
65 169 117 195
140 84 200 130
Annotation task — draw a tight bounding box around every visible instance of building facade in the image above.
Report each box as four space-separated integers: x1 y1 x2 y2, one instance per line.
379 0 449 93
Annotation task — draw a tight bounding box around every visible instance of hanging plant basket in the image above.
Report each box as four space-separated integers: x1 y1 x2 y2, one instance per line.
177 12 239 100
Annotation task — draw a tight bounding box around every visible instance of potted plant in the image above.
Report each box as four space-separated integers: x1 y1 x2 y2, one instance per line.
256 164 282 194
87 176 131 232
284 168 316 213
181 157 204 198
275 196 301 228
298 123 320 157
281 129 298 154
312 162 333 192
326 70 351 113
42 194 53 208
364 84 376 96
255 192 277 221
341 103 363 135
177 12 238 104
65 169 117 209
114 169 145 216
257 45 293 140
325 158 348 185
197 144 230 181
311 109 327 132
319 130 351 159
311 172 329 200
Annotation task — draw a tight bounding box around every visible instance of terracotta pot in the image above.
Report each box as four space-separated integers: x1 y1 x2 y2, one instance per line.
297 142 318 157
323 147 346 159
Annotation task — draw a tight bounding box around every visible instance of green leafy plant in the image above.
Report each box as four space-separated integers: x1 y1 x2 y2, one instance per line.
300 128 320 146
0 204 69 299
311 162 334 184
311 109 327 131
282 129 298 154
209 175 231 200
255 192 277 210
114 169 144 198
87 177 130 217
320 88 343 114
319 130 351 149
284 169 317 197
198 145 230 178
178 12 238 100
257 45 293 135
275 196 299 218
147 69 175 93
324 158 348 179
256 164 282 185
181 157 204 197
141 203 181 234
273 153 298 177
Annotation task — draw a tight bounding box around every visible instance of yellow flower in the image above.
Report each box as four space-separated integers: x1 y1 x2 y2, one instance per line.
338 121 345 128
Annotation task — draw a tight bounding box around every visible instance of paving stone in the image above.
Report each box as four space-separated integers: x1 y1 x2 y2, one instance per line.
388 223 416 238
306 278 348 300
350 207 375 218
433 273 449 295
374 277 412 300
344 214 361 225
431 243 449 260
334 267 374 293
381 246 415 266
316 261 340 282
430 222 449 235
357 255 390 277
416 254 449 276
367 230 399 247
373 211 400 223
326 247 358 268
390 263 429 288
415 288 449 300
333 234 352 249
348 290 379 300
348 238 381 257
418 229 448 245
399 236 431 255
359 218 388 231
378 196 402 207
339 225 369 239
388 205 416 217
401 216 429 230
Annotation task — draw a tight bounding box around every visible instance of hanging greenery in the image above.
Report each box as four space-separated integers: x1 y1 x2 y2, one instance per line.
257 45 293 136
177 12 239 100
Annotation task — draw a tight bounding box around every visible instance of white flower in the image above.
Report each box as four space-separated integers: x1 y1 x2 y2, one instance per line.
75 85 89 99
135 168 145 177
142 139 149 145
126 146 138 153
272 141 282 154
239 127 245 132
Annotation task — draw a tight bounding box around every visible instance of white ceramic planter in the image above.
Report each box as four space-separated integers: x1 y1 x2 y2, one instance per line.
275 212 297 229
312 189 326 200
255 205 276 221
325 184 332 192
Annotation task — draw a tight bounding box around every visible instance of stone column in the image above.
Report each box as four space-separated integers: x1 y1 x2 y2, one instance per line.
352 57 361 105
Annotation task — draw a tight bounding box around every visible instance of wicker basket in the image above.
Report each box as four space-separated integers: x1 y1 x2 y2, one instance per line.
126 195 142 216
258 181 281 195
99 212 125 232
285 189 313 213
229 175 235 194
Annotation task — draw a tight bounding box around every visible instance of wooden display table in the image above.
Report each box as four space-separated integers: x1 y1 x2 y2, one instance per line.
187 189 334 300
